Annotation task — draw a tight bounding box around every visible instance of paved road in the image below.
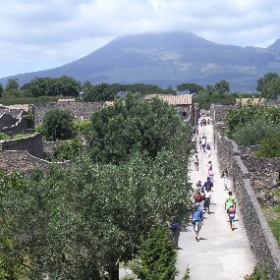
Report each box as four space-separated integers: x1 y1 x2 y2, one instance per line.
175 122 256 280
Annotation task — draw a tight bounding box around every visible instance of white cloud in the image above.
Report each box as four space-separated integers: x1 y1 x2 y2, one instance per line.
0 0 280 77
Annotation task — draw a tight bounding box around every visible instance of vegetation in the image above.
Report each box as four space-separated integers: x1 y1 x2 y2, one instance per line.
41 108 74 141
256 72 280 99
85 93 192 164
256 134 280 157
225 103 280 139
0 92 193 279
133 225 177 280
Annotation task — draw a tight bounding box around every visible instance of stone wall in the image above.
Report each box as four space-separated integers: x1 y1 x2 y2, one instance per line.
0 150 71 174
215 130 280 278
0 134 44 159
33 101 104 125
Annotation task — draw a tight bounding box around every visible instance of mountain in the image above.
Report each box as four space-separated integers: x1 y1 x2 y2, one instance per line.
2 32 280 92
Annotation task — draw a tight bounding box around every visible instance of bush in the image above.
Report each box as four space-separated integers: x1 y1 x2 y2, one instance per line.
232 118 280 146
41 108 74 141
256 133 280 157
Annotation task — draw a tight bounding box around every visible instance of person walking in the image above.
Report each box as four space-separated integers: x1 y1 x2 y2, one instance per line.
228 204 236 231
168 218 180 248
206 143 211 157
225 191 236 214
208 165 215 183
192 202 203 242
203 185 212 214
221 167 230 191
194 154 199 171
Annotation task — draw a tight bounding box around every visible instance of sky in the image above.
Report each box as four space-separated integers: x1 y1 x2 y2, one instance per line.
1 0 280 78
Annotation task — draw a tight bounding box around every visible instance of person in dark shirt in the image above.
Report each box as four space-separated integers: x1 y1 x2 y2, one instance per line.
202 176 213 192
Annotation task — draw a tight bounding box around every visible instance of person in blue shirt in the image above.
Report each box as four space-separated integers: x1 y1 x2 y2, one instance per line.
202 176 213 192
192 203 203 242
168 218 180 248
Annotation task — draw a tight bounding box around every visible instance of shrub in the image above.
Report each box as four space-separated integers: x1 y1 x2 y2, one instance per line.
256 133 280 157
232 118 280 146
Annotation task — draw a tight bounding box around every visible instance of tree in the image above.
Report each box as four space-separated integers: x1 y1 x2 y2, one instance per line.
85 93 192 164
29 76 81 97
256 72 279 92
134 225 177 280
41 108 74 141
176 83 204 93
214 80 230 96
0 83 3 98
83 82 117 102
5 79 19 92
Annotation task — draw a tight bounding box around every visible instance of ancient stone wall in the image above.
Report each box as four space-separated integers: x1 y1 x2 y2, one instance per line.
0 134 44 159
215 130 280 278
0 150 71 175
33 101 104 125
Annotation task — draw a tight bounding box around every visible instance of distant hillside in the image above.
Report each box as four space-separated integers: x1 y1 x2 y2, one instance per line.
2 32 280 92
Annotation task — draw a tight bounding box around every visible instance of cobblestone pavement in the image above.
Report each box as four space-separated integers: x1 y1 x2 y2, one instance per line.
175 121 256 280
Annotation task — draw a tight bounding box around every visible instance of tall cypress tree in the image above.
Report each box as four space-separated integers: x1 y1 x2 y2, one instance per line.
135 225 177 280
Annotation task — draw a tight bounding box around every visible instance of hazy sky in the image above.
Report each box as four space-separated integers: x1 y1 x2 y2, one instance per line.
1 0 280 78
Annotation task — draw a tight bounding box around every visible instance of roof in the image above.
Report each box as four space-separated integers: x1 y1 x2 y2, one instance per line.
236 98 266 105
58 98 75 102
7 104 31 112
143 94 192 105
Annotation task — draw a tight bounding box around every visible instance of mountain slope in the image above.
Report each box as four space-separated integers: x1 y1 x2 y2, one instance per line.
2 32 280 91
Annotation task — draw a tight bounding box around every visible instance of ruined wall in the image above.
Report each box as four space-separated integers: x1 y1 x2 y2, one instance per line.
0 150 71 174
212 102 280 278
0 134 44 158
33 101 103 125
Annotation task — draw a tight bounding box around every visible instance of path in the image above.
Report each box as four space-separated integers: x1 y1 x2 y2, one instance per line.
175 121 256 280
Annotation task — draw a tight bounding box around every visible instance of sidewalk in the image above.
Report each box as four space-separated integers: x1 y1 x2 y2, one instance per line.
175 122 256 280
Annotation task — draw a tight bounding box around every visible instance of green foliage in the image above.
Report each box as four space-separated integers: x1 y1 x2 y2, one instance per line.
72 119 91 134
109 83 173 96
53 139 82 161
231 118 280 146
86 93 192 164
135 225 177 280
243 264 280 280
181 268 191 280
41 108 74 141
214 80 230 96
256 134 280 157
0 83 3 98
82 82 117 102
0 133 8 140
256 72 280 99
28 76 81 97
5 79 19 92
176 83 203 93
225 104 280 138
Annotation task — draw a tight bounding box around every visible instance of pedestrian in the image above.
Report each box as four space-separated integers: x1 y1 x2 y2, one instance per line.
199 138 202 152
202 176 213 192
193 189 204 211
207 161 212 169
203 176 214 204
228 204 236 231
206 143 211 157
192 202 203 242
194 154 199 171
208 165 215 182
203 185 211 214
225 191 236 214
221 167 230 191
168 218 180 248
196 180 203 192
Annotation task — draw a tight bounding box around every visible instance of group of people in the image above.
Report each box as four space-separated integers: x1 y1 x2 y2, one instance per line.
191 123 237 242
169 119 237 247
